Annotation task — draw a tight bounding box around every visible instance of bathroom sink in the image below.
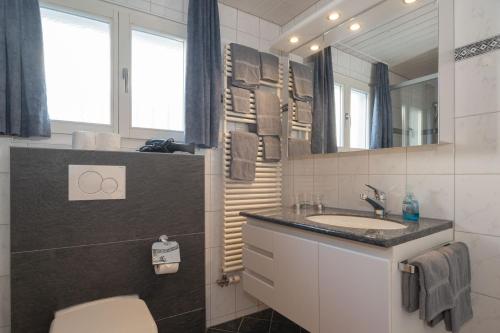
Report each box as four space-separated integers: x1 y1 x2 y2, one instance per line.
306 215 407 230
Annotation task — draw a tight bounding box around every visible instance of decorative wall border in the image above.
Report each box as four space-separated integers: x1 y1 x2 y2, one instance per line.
455 35 499 61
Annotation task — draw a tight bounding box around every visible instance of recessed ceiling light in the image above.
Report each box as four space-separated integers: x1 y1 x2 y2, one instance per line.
289 36 299 44
349 23 361 31
403 0 417 3
328 12 340 21
310 44 320 51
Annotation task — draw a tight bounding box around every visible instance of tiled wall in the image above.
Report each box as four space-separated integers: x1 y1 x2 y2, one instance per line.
0 1 281 332
283 0 500 331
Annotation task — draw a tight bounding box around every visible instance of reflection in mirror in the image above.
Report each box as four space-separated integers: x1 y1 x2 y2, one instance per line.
289 0 439 152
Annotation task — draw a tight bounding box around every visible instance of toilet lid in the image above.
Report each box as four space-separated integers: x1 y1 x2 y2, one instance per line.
50 295 158 333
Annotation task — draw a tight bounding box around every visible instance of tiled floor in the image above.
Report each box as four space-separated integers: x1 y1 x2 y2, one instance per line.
207 309 310 333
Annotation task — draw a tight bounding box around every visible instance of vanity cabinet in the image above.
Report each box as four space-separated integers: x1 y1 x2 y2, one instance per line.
318 243 390 333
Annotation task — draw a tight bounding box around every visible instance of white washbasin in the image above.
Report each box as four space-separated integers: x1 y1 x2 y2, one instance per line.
306 215 407 230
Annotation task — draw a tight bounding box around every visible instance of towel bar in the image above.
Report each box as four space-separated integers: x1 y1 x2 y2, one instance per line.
398 242 451 274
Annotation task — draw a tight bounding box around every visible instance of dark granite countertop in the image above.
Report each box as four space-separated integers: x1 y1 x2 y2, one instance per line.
240 207 453 248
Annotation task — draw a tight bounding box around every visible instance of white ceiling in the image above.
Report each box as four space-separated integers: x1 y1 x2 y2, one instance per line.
221 0 320 25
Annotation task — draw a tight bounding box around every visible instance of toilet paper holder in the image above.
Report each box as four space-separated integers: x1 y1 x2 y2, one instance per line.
152 235 181 267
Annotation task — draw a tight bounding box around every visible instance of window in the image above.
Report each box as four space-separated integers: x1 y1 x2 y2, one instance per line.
39 1 187 139
349 89 369 149
131 30 185 131
41 7 111 125
334 84 343 147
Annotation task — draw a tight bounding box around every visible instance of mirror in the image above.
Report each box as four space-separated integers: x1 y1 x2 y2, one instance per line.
287 0 440 152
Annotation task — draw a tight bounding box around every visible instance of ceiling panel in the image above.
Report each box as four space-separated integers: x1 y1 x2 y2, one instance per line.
221 0 320 25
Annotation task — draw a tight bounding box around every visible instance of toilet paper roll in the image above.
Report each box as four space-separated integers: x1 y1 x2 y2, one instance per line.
96 132 121 151
154 263 179 275
72 131 96 150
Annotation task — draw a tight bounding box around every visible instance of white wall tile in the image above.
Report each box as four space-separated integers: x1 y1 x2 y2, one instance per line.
0 175 9 226
338 151 369 174
369 147 406 175
235 283 259 312
151 0 183 12
259 19 280 42
293 158 314 176
0 276 9 327
236 11 259 37
455 52 500 118
455 112 500 174
313 175 338 208
151 4 184 22
0 139 12 173
407 144 454 175
282 175 294 208
313 155 338 175
461 292 500 333
407 175 454 220
210 283 236 319
368 175 406 214
236 31 259 49
292 176 313 201
338 175 370 211
218 3 237 29
456 175 500 237
0 226 8 277
454 0 500 47
456 232 500 299
210 247 222 285
0 326 10 333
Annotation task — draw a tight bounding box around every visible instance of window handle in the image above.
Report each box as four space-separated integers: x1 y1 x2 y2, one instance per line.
122 68 129 93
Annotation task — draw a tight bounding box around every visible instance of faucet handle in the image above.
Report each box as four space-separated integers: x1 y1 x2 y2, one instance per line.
365 184 380 195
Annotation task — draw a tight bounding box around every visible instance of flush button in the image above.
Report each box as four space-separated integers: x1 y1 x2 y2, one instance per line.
101 177 119 194
78 171 103 194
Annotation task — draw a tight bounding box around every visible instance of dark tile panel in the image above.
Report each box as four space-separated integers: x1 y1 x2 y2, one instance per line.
211 318 242 331
157 309 205 333
11 148 204 252
239 317 270 333
11 233 204 333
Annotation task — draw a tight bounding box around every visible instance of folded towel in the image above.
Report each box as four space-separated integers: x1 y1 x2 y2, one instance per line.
410 250 454 324
296 101 312 124
255 90 281 136
260 52 279 83
290 61 313 101
230 43 260 89
402 271 420 313
230 87 251 113
439 243 473 333
288 138 311 158
230 131 259 181
263 136 281 162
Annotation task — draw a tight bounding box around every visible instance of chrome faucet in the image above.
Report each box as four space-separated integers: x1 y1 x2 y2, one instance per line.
360 184 387 218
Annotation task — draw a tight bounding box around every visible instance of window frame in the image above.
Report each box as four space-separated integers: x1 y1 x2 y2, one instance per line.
40 0 187 141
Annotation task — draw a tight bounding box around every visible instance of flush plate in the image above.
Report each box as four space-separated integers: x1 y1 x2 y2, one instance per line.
68 165 126 201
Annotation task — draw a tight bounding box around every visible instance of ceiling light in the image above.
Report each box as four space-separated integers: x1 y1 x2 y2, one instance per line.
310 44 320 51
289 36 299 44
328 12 340 21
403 0 417 3
349 23 361 31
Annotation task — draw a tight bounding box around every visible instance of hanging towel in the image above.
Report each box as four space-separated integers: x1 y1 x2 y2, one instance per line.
230 87 251 113
439 242 473 333
263 136 281 162
230 131 259 181
402 271 420 313
230 43 260 89
288 138 311 158
260 52 279 83
409 250 454 324
290 61 313 101
295 101 312 124
255 90 281 136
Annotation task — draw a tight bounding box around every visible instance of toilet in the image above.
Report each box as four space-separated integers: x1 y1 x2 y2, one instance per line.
49 295 158 333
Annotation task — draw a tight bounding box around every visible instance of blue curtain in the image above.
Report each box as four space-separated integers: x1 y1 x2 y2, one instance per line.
370 63 392 149
0 0 50 137
185 0 222 148
312 47 337 154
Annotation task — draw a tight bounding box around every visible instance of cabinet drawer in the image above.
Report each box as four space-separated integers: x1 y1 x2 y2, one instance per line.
243 271 275 307
243 247 274 281
242 223 273 253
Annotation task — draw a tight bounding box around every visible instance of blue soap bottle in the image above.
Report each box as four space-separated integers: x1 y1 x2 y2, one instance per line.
402 192 419 222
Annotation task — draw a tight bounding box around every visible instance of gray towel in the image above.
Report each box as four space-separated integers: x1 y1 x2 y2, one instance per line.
402 271 420 313
288 138 311 158
263 136 281 162
260 52 279 83
230 43 260 89
255 90 281 136
439 243 473 333
410 250 454 324
230 87 251 113
290 61 313 101
296 101 312 124
230 131 259 181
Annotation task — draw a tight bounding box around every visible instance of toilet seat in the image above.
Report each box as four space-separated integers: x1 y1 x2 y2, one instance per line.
49 295 158 333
